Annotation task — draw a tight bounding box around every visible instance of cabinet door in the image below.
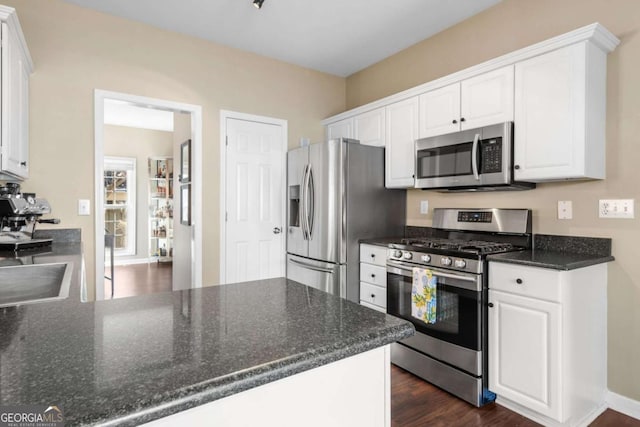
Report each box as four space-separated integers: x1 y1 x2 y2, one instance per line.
489 290 562 421
354 108 385 146
1 22 29 179
418 83 460 138
460 65 514 130
326 118 353 141
514 43 596 182
385 97 418 188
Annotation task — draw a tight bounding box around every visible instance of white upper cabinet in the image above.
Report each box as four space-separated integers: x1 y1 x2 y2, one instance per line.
460 65 514 130
354 107 385 147
0 7 33 180
418 83 460 138
419 66 514 139
385 97 418 188
322 23 619 186
514 42 607 181
326 117 353 141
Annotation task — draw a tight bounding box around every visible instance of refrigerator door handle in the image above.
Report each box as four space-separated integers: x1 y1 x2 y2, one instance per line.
289 258 335 274
307 165 315 238
300 164 309 240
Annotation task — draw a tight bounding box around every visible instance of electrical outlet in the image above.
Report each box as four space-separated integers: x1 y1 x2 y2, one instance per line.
420 200 429 215
558 201 572 219
599 199 634 219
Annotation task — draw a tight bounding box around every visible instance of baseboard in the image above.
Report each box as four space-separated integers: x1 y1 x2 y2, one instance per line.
607 391 640 420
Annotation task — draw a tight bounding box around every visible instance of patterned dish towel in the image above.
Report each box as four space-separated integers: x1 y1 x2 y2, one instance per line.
412 267 437 324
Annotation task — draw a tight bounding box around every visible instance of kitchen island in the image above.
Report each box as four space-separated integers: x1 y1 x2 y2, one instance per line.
0 243 414 426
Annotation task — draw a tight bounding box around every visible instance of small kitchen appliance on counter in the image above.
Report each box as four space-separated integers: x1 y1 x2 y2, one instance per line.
386 208 532 406
0 183 60 251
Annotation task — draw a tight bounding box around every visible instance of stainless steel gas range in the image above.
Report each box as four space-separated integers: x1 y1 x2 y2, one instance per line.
386 208 532 406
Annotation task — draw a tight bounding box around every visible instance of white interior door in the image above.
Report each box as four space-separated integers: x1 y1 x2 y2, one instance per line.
225 117 285 284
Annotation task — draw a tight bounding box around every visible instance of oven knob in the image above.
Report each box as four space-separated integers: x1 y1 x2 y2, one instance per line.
420 254 431 263
454 259 467 269
392 250 402 258
402 251 413 260
441 257 452 266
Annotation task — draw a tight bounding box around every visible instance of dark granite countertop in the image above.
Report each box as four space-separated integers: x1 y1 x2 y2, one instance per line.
0 243 414 426
359 236 404 247
487 250 614 270
487 234 614 270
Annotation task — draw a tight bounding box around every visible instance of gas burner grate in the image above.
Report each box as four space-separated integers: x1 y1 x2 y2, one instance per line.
400 238 521 255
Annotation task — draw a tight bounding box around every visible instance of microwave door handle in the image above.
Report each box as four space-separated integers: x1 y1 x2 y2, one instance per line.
472 133 480 180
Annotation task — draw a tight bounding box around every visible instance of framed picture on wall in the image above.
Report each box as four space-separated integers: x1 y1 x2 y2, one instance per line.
180 184 191 226
179 139 191 183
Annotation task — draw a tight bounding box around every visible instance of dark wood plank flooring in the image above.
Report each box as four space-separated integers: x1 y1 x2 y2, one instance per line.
391 365 639 426
104 262 172 299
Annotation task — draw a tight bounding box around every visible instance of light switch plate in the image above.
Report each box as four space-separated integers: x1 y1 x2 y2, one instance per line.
420 200 429 215
558 201 572 220
599 199 634 219
78 199 90 216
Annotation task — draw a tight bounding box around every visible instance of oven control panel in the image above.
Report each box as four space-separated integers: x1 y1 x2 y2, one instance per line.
458 211 493 223
386 249 482 274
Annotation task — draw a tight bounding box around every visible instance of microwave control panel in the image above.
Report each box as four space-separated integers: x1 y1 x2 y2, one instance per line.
480 138 502 173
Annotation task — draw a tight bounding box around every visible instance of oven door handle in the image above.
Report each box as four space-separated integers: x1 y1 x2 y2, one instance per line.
387 265 478 283
472 133 480 181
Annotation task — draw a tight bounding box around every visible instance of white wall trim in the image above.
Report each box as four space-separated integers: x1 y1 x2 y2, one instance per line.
322 22 620 125
95 89 203 300
607 391 640 420
219 110 288 285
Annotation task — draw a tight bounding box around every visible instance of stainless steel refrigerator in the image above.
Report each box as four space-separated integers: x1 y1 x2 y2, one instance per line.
286 138 406 303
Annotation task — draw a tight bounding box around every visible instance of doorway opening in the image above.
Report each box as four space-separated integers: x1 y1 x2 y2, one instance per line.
95 90 203 300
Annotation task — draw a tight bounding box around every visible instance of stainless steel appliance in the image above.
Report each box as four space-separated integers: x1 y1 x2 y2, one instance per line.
0 183 60 251
286 138 405 303
386 208 532 406
414 122 535 191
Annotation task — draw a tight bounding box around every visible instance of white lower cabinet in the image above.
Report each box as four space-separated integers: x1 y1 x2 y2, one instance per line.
488 262 608 426
360 244 387 313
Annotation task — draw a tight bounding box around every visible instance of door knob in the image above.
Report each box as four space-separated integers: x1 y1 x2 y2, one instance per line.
273 227 282 234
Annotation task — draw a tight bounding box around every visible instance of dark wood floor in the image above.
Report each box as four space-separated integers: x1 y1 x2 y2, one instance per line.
391 365 640 426
104 262 172 299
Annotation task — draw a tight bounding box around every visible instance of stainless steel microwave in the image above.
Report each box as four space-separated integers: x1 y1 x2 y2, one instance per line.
414 122 534 191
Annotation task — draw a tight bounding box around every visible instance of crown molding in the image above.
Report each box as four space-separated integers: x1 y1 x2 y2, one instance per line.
323 22 620 125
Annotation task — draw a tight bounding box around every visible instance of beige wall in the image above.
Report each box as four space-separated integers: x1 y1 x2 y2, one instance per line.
346 0 640 401
6 0 345 293
104 124 173 261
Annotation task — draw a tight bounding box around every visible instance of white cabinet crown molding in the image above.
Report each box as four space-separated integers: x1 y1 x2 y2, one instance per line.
0 6 33 72
323 22 619 125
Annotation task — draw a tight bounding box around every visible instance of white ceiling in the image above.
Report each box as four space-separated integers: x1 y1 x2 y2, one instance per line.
61 0 501 77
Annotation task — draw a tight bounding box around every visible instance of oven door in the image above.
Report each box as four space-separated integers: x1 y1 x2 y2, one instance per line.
386 261 482 351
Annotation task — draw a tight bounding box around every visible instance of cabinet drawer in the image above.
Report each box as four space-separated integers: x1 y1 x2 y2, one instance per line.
360 263 387 287
360 300 386 313
360 244 387 267
489 262 561 302
360 282 386 309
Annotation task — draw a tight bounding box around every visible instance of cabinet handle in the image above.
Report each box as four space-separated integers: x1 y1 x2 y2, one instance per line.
371 294 376 299
488 302 494 308
452 119 458 124
516 278 523 284
371 274 375 278
20 161 27 167
514 165 520 170
370 254 375 259
460 117 466 122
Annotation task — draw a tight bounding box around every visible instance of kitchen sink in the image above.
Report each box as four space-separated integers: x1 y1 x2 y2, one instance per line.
0 262 73 308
